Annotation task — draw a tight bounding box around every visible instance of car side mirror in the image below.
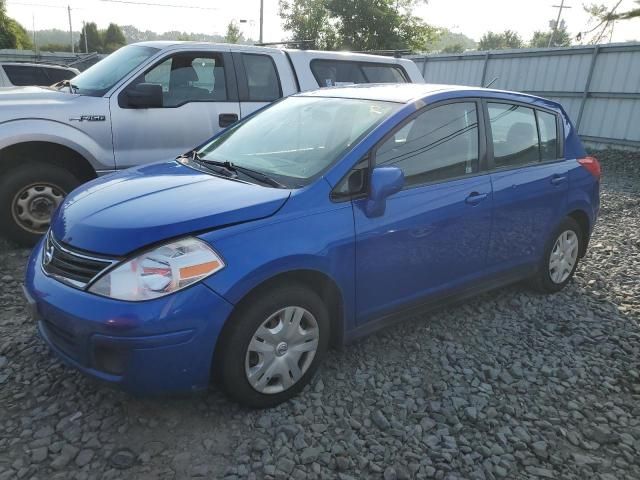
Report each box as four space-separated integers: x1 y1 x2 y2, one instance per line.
124 83 163 108
365 166 404 217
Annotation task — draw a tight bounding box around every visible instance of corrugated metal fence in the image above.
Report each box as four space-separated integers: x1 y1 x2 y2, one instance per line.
407 42 640 150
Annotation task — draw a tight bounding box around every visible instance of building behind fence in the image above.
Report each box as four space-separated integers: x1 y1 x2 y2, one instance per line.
408 42 640 151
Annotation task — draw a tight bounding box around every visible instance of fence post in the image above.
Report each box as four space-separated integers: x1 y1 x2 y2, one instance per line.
480 51 490 87
421 55 428 79
576 45 600 133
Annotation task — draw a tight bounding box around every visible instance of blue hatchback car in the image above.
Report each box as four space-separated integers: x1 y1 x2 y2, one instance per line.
24 83 600 407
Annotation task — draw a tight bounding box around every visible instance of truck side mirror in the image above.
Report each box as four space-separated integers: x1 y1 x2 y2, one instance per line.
124 83 163 108
365 166 404 217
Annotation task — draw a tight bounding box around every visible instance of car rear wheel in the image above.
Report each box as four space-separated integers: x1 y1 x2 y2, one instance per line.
531 217 583 293
0 163 80 246
218 285 329 408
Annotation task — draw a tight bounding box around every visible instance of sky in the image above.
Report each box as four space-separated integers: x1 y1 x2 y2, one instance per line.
5 0 639 45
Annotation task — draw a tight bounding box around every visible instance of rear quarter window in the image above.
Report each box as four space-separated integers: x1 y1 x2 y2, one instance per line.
310 59 408 87
44 68 76 84
2 65 50 86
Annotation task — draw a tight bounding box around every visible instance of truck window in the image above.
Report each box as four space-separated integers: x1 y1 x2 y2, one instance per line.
241 53 282 102
43 67 76 84
310 59 408 87
136 52 227 107
2 65 50 86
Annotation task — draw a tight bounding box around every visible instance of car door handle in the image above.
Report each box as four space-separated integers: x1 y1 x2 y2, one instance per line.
219 113 238 128
550 175 567 185
465 192 488 205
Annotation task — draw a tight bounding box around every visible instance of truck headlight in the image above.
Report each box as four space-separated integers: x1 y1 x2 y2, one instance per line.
89 237 224 301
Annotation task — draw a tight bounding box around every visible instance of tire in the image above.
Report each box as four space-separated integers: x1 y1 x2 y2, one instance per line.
531 217 583 294
217 285 330 408
0 163 80 246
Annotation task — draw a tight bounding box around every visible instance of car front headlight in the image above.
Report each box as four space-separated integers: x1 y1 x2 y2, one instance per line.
89 237 224 301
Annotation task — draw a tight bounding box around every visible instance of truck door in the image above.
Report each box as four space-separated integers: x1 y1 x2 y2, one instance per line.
231 49 298 118
109 48 240 168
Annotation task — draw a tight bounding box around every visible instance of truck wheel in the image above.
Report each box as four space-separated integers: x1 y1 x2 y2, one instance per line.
0 163 80 246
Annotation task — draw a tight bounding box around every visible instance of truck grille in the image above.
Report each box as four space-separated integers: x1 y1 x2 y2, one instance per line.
42 232 117 289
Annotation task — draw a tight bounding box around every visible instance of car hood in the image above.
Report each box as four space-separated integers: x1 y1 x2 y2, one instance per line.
51 161 291 256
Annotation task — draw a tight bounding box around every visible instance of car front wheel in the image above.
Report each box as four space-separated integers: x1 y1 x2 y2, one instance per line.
218 285 329 408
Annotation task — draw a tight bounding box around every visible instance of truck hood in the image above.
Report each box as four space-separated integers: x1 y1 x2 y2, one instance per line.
0 86 72 103
0 86 82 121
51 161 291 256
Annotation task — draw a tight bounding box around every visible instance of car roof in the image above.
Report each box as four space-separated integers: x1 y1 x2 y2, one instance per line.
0 62 76 70
297 83 559 107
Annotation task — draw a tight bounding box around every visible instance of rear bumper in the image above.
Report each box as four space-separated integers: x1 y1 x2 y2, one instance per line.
24 240 234 395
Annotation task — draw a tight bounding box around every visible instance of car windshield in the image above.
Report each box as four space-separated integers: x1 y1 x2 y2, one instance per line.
198 96 399 187
71 45 159 96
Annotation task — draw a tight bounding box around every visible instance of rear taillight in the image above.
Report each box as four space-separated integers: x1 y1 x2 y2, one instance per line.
578 156 601 180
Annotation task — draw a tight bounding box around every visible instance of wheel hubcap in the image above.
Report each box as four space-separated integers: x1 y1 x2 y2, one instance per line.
245 306 319 395
12 183 66 234
549 230 579 284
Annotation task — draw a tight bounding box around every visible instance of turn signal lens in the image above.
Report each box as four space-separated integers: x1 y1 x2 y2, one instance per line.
89 238 224 301
578 156 601 180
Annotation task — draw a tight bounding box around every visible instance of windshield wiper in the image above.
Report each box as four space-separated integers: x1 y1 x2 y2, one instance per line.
199 158 286 188
177 150 286 188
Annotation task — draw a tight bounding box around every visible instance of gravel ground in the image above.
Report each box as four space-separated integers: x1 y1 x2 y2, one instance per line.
1 151 639 480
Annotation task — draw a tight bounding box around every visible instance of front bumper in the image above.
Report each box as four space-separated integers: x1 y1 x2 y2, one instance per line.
24 240 234 395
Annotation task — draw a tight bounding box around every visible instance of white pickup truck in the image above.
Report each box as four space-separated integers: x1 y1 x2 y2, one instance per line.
0 41 423 245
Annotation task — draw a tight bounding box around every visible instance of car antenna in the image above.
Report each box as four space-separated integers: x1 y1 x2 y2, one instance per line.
483 77 499 88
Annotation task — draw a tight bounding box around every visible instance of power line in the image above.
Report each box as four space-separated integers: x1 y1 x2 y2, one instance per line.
97 0 219 10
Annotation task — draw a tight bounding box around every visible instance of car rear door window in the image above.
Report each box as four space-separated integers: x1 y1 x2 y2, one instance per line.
488 103 540 168
2 65 50 86
376 102 480 187
537 110 559 161
310 59 407 87
241 53 282 102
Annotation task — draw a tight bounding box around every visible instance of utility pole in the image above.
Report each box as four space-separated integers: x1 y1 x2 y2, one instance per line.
548 0 571 48
32 14 37 54
259 0 264 44
83 21 88 53
67 5 74 54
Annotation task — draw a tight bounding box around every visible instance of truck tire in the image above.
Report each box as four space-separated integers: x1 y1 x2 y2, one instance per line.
0 163 80 246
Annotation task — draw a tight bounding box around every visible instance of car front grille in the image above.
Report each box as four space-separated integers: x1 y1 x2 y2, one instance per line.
42 232 117 289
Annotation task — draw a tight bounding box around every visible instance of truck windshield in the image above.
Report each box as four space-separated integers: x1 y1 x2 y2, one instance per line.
71 45 159 96
198 96 400 187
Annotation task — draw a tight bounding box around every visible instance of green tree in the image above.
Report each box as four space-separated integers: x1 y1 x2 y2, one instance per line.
441 43 464 53
279 0 438 52
580 1 639 44
39 42 73 52
224 21 243 44
0 0 33 49
530 19 571 48
279 0 338 49
478 30 523 50
103 23 126 53
79 22 103 52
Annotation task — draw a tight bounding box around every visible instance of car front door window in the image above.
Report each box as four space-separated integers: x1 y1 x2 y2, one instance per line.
137 52 227 107
376 102 480 187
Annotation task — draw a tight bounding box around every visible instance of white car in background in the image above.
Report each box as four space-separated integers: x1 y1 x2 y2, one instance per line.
0 62 80 88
